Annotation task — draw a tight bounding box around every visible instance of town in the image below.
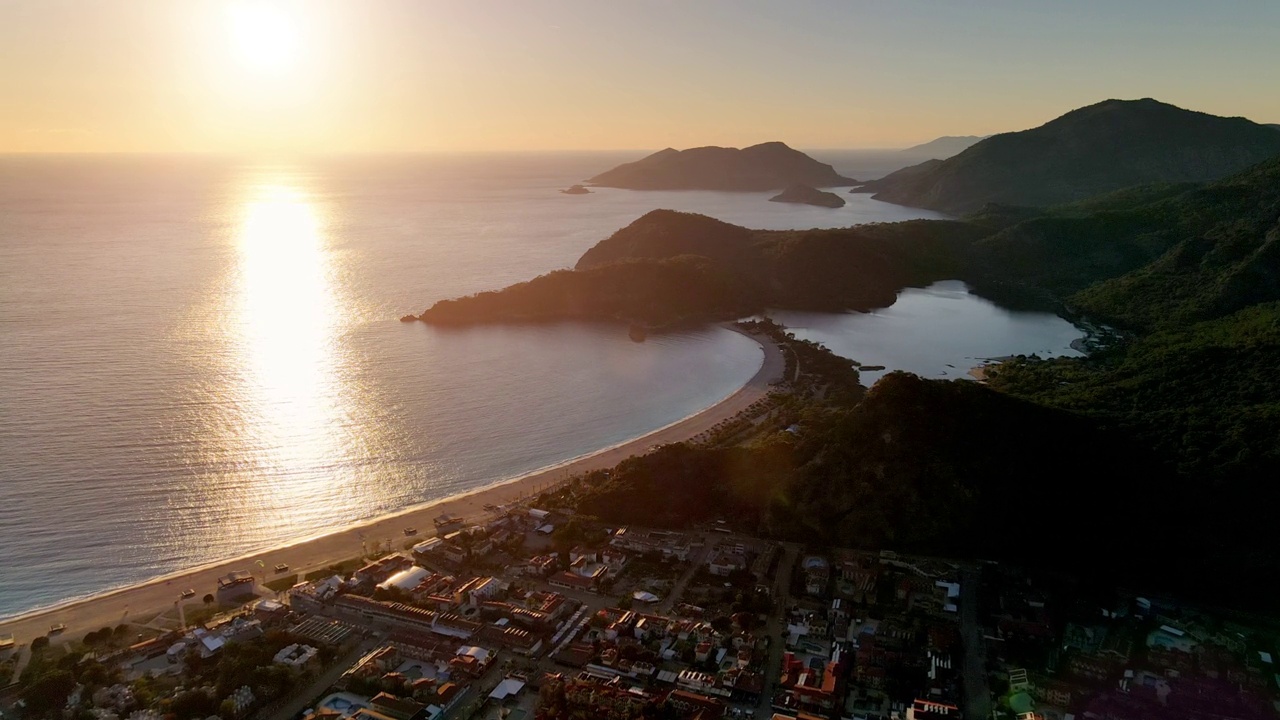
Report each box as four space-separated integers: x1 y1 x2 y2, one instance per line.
3 500 1278 720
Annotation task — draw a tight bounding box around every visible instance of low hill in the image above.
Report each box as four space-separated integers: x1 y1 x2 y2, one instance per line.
859 98 1280 214
574 371 1171 572
769 183 846 208
899 135 986 158
586 141 857 191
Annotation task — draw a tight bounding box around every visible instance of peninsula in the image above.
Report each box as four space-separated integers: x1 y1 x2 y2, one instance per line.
585 141 856 191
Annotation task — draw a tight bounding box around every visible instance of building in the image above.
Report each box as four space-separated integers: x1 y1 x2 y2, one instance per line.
335 596 481 639
412 538 444 556
379 566 434 593
709 551 748 577
288 575 345 614
905 699 960 719
550 571 598 592
356 555 414 585
665 689 728 720
216 570 256 601
273 643 319 669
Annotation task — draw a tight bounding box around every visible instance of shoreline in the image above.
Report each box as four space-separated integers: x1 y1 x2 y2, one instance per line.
0 323 784 645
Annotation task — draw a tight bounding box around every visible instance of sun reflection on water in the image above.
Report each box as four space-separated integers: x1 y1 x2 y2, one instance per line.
231 182 355 531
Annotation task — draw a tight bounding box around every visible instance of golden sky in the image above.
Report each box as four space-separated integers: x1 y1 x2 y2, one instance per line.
2 0 1278 153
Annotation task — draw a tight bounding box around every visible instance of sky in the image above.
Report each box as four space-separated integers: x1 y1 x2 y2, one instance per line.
2 0 1278 153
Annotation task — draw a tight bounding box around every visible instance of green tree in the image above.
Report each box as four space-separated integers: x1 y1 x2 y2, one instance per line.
21 670 76 714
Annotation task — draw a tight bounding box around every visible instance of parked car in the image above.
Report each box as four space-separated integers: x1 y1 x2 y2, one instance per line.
181 589 196 599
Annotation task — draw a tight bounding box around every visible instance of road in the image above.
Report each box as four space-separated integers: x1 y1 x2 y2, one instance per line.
755 543 797 719
959 567 991 720
262 638 376 720
658 536 712 615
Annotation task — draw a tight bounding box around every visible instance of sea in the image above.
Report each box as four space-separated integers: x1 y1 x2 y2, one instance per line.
0 150 1081 619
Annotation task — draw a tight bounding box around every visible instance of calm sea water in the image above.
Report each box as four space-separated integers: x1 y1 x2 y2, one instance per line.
0 151 950 619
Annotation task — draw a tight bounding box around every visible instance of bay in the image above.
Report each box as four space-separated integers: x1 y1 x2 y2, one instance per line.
0 151 941 618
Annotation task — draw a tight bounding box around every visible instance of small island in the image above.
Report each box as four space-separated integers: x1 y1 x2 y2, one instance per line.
768 183 846 208
560 184 592 195
586 141 857 191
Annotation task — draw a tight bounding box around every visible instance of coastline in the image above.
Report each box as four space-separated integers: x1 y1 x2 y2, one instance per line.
0 323 784 645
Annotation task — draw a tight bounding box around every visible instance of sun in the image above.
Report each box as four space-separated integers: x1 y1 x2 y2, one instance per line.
226 2 300 74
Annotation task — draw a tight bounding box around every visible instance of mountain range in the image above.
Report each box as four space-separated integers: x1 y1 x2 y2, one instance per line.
856 98 1280 214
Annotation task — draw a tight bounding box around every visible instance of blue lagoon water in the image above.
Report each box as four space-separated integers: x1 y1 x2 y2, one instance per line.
770 281 1086 383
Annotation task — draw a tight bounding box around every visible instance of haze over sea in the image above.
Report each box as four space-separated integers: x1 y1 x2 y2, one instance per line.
0 151 1076 619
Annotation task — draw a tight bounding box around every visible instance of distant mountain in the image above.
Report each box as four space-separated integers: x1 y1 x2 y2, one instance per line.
587 141 857 191
899 135 986 158
859 98 1280 215
768 183 845 208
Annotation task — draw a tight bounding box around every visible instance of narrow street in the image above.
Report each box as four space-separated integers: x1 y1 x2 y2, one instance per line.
659 536 712 615
263 639 376 720
754 542 797 719
959 567 991 720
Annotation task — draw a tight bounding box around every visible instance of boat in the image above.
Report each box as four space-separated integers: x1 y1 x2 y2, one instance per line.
49 623 67 634
403 527 418 536
274 563 290 573
181 589 196 599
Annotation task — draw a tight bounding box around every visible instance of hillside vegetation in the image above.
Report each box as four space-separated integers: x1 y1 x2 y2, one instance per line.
858 98 1280 214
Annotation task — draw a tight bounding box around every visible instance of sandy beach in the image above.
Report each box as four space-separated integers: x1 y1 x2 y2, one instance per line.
0 325 784 646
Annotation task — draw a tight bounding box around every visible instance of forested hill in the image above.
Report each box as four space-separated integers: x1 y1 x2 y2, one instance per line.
421 211 981 326
964 156 1280 321
571 370 1197 593
857 98 1280 214
585 142 856 191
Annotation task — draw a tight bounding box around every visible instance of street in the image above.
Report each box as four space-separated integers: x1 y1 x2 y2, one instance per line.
959 566 991 719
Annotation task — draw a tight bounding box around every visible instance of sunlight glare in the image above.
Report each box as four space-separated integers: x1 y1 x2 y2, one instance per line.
226 2 300 74
234 184 347 521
